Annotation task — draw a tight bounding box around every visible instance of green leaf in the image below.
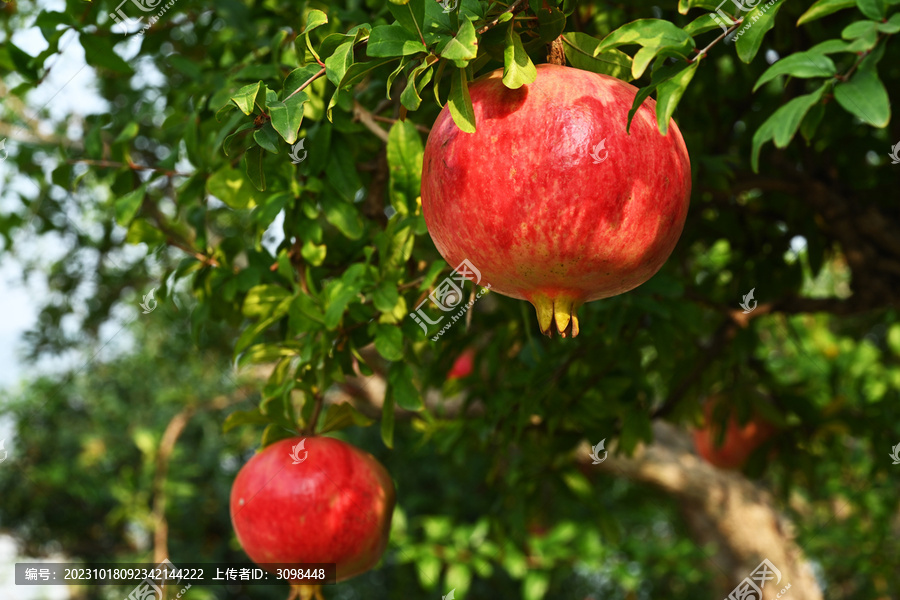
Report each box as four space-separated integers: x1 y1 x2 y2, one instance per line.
626 60 695 132
113 122 140 145
325 41 355 87
389 363 422 410
243 285 292 318
375 324 405 361
797 0 855 24
856 0 885 20
253 123 281 154
388 0 426 37
677 0 723 15
438 18 478 61
80 34 133 74
841 20 879 48
448 68 476 133
115 184 147 227
321 195 365 240
834 68 891 127
502 27 537 89
537 6 567 43
268 93 307 145
207 166 263 209
561 33 633 81
222 408 270 433
373 282 400 313
381 392 395 449
302 9 328 34
682 14 727 37
445 564 472 599
244 145 266 191
367 24 427 57
284 64 324 96
260 423 297 448
596 19 694 79
753 51 837 92
523 571 550 600
231 81 263 115
654 60 699 135
735 0 786 64
387 120 424 217
751 84 827 172
301 239 327 266
876 13 900 34
319 403 374 434
400 62 431 111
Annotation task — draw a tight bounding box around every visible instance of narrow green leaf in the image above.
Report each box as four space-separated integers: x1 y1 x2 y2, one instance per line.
597 19 694 78
321 195 365 240
244 145 266 191
325 41 355 86
626 60 694 132
735 0 786 64
253 123 281 154
751 84 827 172
537 6 566 43
387 120 424 216
448 68 476 133
562 32 633 81
753 51 836 92
655 60 699 135
319 403 374 434
381 392 395 449
115 184 147 227
834 68 891 127
677 0 722 15
243 284 292 318
222 408 270 433
797 0 855 25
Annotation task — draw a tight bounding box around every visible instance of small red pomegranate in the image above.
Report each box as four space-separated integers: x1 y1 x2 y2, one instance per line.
422 64 691 337
693 402 776 469
447 348 476 379
230 436 396 598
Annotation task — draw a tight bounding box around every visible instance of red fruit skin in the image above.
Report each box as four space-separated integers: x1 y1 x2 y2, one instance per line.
230 436 396 582
447 348 475 379
422 64 691 337
693 409 776 470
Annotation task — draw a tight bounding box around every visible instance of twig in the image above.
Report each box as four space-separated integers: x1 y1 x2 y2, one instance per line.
304 392 325 436
477 0 528 34
352 101 391 143
285 66 327 101
67 158 192 177
689 20 743 62
370 114 432 134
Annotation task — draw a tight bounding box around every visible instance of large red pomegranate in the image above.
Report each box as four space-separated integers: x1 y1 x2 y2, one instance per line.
421 64 691 337
693 401 777 469
230 436 396 597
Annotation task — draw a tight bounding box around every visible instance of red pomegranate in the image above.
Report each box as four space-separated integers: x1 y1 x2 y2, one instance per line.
447 347 476 379
693 402 776 469
230 436 396 597
421 64 691 337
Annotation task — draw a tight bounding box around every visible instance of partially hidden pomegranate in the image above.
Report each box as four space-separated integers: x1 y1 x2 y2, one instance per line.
230 436 396 599
421 64 691 337
447 347 476 379
693 402 777 469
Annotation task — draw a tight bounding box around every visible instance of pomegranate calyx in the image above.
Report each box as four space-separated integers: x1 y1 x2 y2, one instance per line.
289 584 324 600
531 293 582 338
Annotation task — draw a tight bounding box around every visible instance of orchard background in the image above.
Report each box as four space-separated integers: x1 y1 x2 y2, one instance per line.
1 0 899 599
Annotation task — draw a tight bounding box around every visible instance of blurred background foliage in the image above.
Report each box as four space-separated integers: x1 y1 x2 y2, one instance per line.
1 0 899 598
